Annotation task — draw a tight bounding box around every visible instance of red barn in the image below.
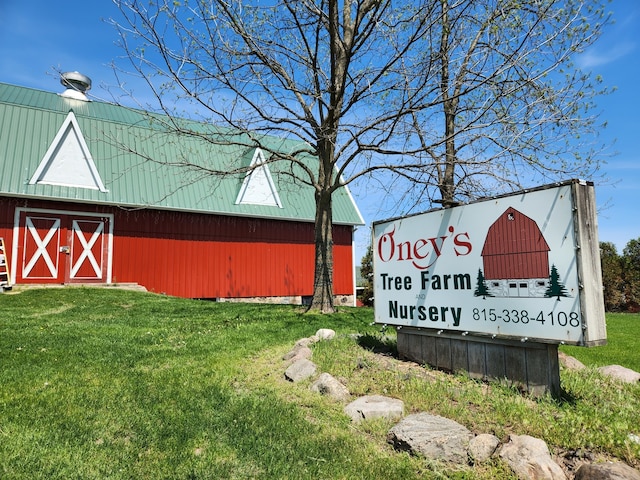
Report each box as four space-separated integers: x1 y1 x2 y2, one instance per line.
480 207 550 297
0 79 364 303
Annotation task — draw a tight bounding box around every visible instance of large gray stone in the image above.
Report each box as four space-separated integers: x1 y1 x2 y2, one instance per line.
284 359 317 382
574 462 640 480
310 373 350 401
387 413 473 464
499 434 566 480
344 395 404 422
597 365 640 383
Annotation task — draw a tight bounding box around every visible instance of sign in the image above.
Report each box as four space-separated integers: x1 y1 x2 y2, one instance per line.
372 180 606 346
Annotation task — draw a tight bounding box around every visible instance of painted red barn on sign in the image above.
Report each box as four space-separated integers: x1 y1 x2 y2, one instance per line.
0 77 364 303
480 207 550 297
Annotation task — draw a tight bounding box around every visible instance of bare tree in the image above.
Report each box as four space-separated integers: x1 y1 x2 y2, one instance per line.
410 0 611 206
110 0 609 312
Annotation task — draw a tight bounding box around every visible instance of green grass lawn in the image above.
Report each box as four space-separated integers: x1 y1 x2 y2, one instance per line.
560 312 640 371
1 288 638 479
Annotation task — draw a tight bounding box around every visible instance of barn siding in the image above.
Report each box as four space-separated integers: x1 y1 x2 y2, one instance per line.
0 197 354 299
483 252 550 280
481 207 550 280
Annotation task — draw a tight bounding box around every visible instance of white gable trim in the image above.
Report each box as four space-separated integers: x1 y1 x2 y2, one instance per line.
235 148 282 208
29 111 108 192
339 175 366 226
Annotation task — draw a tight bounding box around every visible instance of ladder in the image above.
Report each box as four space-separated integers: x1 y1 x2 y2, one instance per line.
0 237 11 291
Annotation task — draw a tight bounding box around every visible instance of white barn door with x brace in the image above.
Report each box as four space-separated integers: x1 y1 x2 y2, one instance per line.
13 208 113 284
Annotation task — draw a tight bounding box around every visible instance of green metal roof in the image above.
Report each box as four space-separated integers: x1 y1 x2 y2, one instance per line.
0 82 364 226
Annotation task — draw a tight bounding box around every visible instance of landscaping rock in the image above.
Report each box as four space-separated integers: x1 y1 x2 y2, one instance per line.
310 373 350 401
558 351 586 371
344 395 404 423
294 337 317 348
284 358 317 382
315 328 336 341
574 462 640 480
469 433 500 463
282 345 312 361
597 365 640 383
387 413 473 464
499 434 566 480
285 330 334 361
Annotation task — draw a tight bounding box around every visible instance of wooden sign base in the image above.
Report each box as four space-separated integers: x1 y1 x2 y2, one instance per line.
397 327 560 398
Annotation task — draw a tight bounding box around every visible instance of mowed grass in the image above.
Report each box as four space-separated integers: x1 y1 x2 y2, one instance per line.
561 312 640 372
0 288 638 479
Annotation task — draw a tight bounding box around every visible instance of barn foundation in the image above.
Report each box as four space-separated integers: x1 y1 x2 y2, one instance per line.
397 327 561 398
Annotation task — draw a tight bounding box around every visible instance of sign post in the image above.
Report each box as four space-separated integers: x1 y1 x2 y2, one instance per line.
372 180 606 396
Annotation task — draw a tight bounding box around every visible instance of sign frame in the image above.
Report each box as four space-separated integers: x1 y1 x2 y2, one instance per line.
372 180 606 346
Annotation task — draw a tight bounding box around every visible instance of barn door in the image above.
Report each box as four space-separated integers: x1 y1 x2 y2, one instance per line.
19 214 62 282
69 218 108 282
16 209 112 284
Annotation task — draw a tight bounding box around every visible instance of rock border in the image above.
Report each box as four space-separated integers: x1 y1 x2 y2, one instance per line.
282 331 640 480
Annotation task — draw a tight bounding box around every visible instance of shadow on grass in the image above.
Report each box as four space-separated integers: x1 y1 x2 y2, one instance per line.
356 333 398 356
355 331 584 406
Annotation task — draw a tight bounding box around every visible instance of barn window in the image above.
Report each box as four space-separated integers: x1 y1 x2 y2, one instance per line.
537 281 546 287
492 282 499 287
509 283 517 288
519 283 527 288
507 212 515 220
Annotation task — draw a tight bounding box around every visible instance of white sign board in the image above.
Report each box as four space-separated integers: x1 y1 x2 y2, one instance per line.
373 181 606 345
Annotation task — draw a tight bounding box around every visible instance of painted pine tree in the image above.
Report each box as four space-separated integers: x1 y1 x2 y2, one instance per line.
474 269 493 299
544 264 570 300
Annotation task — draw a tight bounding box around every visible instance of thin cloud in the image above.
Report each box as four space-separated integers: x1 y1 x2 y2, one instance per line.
577 41 636 69
607 159 640 171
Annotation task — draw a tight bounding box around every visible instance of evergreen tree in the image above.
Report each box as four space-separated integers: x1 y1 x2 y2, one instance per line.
622 238 640 311
473 269 493 299
600 242 624 311
545 264 570 300
358 245 374 307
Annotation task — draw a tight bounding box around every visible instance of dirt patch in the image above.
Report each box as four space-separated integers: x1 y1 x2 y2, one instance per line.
370 351 440 382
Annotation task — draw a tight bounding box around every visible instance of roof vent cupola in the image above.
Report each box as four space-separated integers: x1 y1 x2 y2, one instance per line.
60 71 92 101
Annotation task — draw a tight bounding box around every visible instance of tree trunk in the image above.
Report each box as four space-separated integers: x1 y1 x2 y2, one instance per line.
309 187 335 313
439 0 457 206
441 106 456 205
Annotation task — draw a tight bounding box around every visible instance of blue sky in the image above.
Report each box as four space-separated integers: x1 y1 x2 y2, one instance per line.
1 0 638 260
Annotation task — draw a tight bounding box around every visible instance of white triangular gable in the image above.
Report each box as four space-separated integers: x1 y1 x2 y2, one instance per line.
29 111 107 192
235 148 282 208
